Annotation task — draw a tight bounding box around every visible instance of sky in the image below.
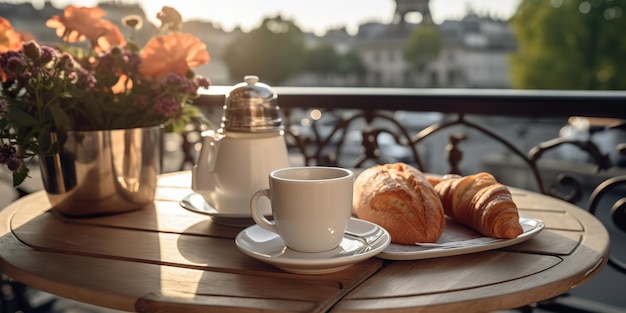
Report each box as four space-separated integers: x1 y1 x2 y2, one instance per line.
19 0 521 35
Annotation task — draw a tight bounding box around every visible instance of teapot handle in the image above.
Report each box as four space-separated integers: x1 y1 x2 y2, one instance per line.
203 131 220 172
192 130 220 190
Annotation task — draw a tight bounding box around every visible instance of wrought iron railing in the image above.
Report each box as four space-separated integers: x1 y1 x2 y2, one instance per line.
191 87 626 274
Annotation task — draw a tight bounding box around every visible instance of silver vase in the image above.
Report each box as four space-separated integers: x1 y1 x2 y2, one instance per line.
39 125 163 217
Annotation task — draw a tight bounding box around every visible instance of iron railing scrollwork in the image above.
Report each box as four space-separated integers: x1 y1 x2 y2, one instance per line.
283 110 612 201
283 109 425 169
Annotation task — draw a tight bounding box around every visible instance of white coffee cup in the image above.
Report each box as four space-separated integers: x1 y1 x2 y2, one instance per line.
250 166 354 253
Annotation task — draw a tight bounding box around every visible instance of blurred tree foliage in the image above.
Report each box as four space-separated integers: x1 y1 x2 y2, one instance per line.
510 0 626 89
224 16 365 85
337 51 367 77
303 44 338 74
223 16 305 85
303 44 366 77
403 25 443 73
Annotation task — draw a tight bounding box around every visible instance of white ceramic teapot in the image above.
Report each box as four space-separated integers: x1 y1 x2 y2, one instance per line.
192 76 290 216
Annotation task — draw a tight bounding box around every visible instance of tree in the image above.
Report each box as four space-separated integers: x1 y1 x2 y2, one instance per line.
510 0 626 90
337 50 366 77
223 16 305 85
303 44 339 74
303 45 365 77
403 25 442 73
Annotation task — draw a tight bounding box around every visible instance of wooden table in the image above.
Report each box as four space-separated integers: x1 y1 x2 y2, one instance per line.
0 171 609 312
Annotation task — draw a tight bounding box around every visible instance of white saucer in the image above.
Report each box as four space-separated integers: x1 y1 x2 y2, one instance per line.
180 193 258 227
235 218 391 274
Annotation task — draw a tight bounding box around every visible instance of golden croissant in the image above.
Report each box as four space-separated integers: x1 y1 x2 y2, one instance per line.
429 172 523 239
353 163 446 244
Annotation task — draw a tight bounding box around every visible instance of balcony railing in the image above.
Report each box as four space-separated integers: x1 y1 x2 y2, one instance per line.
190 87 626 274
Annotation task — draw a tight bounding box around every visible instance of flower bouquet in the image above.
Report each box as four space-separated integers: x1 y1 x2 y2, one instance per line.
0 5 211 187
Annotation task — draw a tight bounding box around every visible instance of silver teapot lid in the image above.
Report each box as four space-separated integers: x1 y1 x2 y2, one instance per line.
222 75 282 132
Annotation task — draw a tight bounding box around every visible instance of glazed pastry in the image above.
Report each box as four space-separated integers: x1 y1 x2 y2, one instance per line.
353 163 445 244
431 172 523 239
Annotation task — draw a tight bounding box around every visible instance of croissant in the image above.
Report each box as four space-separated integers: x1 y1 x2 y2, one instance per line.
430 172 523 239
353 163 445 244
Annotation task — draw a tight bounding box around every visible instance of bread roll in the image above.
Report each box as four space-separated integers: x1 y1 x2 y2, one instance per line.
431 172 523 239
353 163 445 244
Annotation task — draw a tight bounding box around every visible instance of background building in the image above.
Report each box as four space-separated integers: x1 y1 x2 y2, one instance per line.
288 0 516 88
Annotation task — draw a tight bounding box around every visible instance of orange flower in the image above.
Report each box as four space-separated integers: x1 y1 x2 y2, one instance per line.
139 33 209 78
0 17 22 81
111 74 132 94
45 5 125 52
0 17 22 53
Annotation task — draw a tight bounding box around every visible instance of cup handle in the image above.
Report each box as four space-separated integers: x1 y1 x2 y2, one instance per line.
250 189 277 233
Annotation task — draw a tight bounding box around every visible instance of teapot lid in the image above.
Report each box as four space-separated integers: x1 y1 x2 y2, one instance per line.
222 75 282 132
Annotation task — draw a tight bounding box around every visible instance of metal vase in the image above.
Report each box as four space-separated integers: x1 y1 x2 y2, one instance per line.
39 125 163 217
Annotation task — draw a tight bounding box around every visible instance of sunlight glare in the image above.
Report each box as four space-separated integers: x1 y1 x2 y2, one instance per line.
310 109 322 121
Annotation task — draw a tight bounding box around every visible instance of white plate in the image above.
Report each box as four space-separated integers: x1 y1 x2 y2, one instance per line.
377 214 545 260
235 218 391 274
180 193 259 227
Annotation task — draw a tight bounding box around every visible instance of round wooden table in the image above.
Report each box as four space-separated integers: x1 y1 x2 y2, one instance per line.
0 171 609 312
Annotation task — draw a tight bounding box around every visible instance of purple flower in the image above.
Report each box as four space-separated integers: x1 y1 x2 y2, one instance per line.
196 77 211 89
153 96 180 117
4 54 27 76
56 53 75 71
160 73 198 94
161 73 184 85
6 158 23 172
122 50 141 72
66 71 78 85
0 51 21 67
16 64 34 86
39 45 57 64
65 66 96 89
95 52 117 74
0 144 16 164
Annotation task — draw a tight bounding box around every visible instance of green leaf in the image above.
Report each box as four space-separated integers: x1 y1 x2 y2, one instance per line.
49 105 72 133
0 118 9 130
6 107 39 128
168 119 186 133
13 169 28 187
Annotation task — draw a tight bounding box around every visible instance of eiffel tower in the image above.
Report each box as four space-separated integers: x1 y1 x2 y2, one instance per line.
394 0 432 25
